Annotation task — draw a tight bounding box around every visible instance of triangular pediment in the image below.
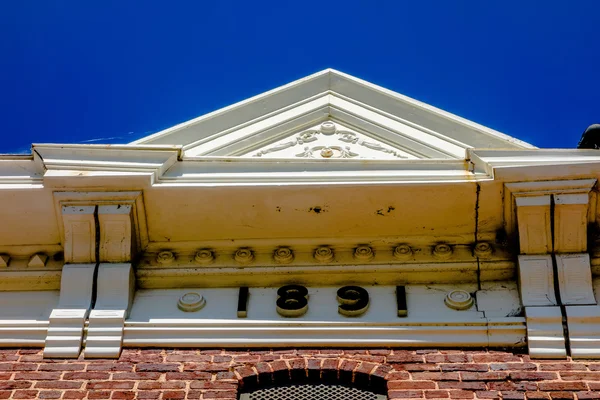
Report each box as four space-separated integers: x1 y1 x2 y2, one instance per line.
133 69 534 159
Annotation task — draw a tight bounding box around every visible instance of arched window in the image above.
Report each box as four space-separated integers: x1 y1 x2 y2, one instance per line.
240 382 387 400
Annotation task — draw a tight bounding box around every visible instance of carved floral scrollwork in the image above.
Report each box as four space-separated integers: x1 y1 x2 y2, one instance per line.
314 246 334 263
254 121 407 159
234 248 254 264
273 247 294 264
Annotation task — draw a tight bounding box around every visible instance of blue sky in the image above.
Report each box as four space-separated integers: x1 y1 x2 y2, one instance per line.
1 1 598 153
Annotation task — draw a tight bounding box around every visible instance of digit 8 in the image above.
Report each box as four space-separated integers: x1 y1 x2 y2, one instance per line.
276 285 308 317
337 286 369 317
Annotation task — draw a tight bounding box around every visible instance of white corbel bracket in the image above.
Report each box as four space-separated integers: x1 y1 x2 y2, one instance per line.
525 306 566 359
43 264 95 358
85 263 135 358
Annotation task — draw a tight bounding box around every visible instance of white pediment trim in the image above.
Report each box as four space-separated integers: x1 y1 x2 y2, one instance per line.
132 69 535 158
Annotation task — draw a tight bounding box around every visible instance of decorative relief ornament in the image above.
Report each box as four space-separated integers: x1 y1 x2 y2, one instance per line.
234 248 254 264
273 247 294 264
444 290 474 310
474 242 493 258
254 120 407 159
156 251 175 265
177 292 206 312
432 244 453 260
194 249 214 265
0 254 10 267
320 121 337 135
354 245 374 261
28 253 48 267
393 244 412 260
314 246 334 263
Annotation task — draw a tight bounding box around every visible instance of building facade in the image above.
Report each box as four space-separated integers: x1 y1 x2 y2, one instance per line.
1 70 599 399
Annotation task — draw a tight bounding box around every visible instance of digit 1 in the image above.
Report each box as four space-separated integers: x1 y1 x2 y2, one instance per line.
237 287 249 318
337 286 369 317
396 286 407 317
276 285 309 317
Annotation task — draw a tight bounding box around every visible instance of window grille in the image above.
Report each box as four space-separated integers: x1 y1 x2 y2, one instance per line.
239 383 387 400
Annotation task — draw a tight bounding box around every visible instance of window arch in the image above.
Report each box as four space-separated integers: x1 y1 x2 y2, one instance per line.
240 382 387 400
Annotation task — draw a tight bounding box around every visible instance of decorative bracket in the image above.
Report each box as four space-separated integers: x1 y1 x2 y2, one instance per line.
85 263 135 358
43 264 95 358
525 306 567 359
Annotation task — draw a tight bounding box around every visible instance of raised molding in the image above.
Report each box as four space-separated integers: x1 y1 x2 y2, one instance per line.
28 253 48 268
53 191 148 255
0 254 9 267
556 254 596 305
566 305 600 359
85 263 135 358
504 179 596 238
525 306 567 359
98 205 134 262
515 196 552 255
43 264 96 358
517 255 556 307
62 205 96 264
554 194 589 253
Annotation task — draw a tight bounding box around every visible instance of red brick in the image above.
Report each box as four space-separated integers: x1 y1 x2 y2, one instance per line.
87 381 136 390
166 371 212 380
425 354 469 363
35 382 83 389
488 382 538 391
510 372 559 381
63 391 87 400
0 391 10 400
576 392 600 400
111 391 136 400
448 390 474 399
86 362 134 371
13 371 62 380
0 362 37 371
387 353 425 363
139 381 186 390
460 371 509 381
0 381 31 390
539 363 587 371
112 372 162 380
137 362 180 372
166 354 212 362
88 391 111 399
63 372 111 380
163 391 186 400
412 372 460 381
501 392 525 400
389 381 437 390
203 390 237 399
137 391 161 400
425 390 450 398
38 363 86 371
548 392 574 400
388 390 424 399
490 363 537 371
471 354 523 363
525 392 551 400
190 382 238 390
39 391 62 399
13 390 39 399
560 372 600 380
440 363 489 372
537 382 588 391
474 391 501 399
438 382 487 391
400 363 441 372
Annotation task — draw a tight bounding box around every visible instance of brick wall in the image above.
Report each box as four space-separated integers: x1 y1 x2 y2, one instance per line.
1 349 599 400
